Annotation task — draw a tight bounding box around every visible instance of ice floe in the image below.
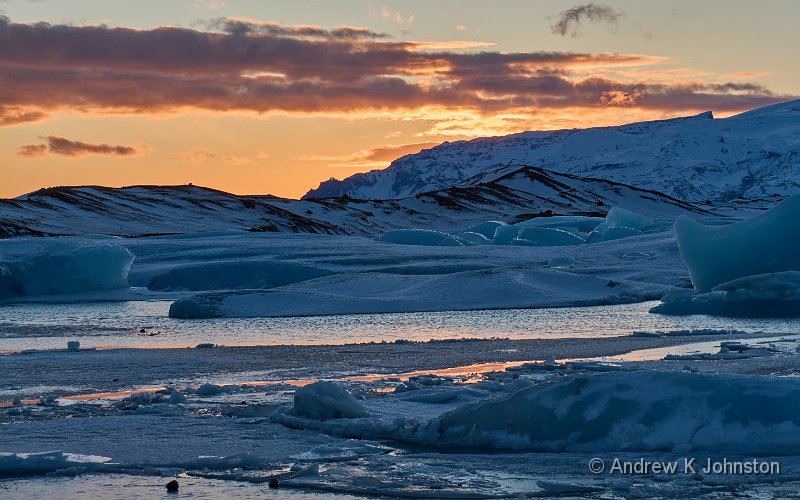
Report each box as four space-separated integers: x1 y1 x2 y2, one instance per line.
653 271 800 317
273 371 800 454
168 268 663 318
0 451 111 477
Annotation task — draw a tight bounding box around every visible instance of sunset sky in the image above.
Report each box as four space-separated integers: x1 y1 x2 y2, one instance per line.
1 0 797 199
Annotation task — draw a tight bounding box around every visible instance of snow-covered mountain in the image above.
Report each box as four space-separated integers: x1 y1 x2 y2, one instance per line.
305 99 800 202
0 167 708 238
0 185 342 238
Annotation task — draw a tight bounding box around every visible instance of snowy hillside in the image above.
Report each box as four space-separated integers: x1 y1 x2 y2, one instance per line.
306 99 800 202
0 185 341 238
0 167 708 239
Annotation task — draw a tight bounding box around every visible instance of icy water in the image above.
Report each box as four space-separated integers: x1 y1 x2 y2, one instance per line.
3 299 800 351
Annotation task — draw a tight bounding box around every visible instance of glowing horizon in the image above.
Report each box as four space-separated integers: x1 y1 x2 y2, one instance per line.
1 0 797 199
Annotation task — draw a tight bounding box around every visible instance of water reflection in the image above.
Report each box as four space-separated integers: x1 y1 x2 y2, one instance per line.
2 300 800 351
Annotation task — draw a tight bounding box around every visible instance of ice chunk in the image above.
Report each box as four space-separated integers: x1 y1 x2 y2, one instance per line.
461 221 506 239
113 387 187 410
147 261 333 291
516 227 585 246
587 207 654 242
291 381 369 420
0 451 111 477
652 271 800 317
675 196 800 292
604 207 654 231
0 241 134 299
376 229 462 246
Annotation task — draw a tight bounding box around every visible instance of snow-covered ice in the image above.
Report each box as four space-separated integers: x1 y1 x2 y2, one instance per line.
0 451 111 477
272 371 800 454
655 196 800 316
168 268 664 318
3 333 800 498
291 381 370 420
0 240 133 299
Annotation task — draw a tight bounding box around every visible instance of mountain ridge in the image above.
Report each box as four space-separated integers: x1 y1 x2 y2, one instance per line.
0 166 711 239
305 99 800 202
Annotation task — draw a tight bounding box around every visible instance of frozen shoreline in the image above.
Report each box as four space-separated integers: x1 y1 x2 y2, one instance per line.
0 332 771 401
3 332 800 498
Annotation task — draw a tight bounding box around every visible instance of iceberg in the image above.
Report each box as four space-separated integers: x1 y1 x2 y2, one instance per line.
378 211 658 247
376 229 463 246
675 195 800 292
0 241 134 299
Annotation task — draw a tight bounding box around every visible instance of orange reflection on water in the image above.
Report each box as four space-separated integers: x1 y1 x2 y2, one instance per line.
53 360 532 403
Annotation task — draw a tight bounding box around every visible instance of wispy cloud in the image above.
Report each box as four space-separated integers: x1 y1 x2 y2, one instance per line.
299 142 438 168
366 2 413 25
17 136 143 157
223 150 269 166
177 147 269 165
551 3 624 37
196 0 227 10
177 147 218 165
0 15 787 130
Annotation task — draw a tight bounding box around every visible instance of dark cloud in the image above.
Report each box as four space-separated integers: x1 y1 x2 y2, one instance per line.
17 136 142 157
0 106 49 126
0 16 788 124
551 3 624 37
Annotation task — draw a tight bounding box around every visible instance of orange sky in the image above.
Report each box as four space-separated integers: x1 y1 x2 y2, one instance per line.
0 0 797 199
